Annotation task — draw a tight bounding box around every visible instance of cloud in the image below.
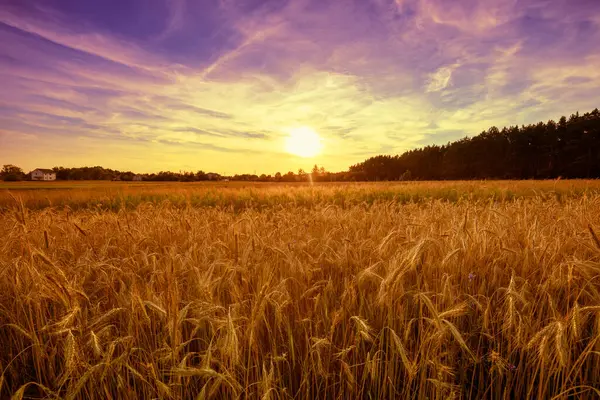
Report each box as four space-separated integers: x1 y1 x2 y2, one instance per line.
426 64 457 92
212 128 267 139
157 0 187 40
162 100 233 119
0 9 169 74
156 138 246 153
1 0 600 174
118 108 171 122
172 127 224 138
416 0 520 33
26 95 96 113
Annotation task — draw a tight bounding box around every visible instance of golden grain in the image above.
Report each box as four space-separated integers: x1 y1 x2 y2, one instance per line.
1 181 600 398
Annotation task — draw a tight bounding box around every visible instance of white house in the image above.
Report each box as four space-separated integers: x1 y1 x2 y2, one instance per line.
206 173 221 181
132 175 143 181
31 168 56 181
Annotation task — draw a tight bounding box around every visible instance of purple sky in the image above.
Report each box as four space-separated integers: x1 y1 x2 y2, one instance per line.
1 0 599 174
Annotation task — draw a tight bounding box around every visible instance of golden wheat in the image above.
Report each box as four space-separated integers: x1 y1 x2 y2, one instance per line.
0 182 599 399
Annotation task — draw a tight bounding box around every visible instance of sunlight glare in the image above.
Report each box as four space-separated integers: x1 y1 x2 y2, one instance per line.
285 126 323 158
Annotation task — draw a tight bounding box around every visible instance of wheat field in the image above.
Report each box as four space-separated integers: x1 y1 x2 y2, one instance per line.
1 181 600 399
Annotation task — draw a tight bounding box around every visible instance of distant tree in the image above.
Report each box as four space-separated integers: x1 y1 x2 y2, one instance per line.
311 165 320 181
196 171 208 181
120 172 135 181
53 167 70 180
283 171 296 182
297 168 307 181
180 172 196 182
350 108 600 181
1 164 24 181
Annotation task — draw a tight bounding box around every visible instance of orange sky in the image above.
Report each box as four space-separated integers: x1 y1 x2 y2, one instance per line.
1 0 599 174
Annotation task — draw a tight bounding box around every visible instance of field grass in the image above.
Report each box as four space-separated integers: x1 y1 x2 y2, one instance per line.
1 181 600 399
2 179 600 212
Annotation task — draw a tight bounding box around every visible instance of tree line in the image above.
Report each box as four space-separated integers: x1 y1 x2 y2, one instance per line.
0 164 359 182
350 108 600 180
2 108 599 182
0 166 229 182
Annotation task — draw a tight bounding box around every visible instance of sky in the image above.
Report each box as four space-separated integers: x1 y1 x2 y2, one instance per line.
1 0 599 175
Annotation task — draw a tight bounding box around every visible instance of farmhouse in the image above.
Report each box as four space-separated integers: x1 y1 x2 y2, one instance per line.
132 175 143 181
206 172 221 181
31 168 56 181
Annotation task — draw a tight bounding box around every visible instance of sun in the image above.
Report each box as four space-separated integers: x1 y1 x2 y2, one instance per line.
285 126 323 158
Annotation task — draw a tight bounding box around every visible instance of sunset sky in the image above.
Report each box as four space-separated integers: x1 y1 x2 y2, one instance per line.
1 0 599 175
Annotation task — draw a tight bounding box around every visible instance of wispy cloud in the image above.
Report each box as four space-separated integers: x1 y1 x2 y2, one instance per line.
426 64 459 92
1 0 599 174
157 0 187 40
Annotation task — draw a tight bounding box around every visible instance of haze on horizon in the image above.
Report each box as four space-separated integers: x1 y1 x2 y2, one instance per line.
0 0 599 175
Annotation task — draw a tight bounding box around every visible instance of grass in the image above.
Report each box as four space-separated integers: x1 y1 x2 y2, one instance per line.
1 181 600 399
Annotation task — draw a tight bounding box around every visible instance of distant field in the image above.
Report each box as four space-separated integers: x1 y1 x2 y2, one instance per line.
2 179 600 211
1 181 600 399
